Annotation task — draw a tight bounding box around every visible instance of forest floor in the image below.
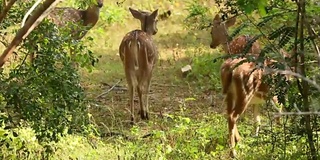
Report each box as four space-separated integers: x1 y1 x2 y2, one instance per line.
79 1 230 134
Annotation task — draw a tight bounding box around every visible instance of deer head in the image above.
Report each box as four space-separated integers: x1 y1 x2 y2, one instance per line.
92 0 103 8
129 7 159 35
210 14 236 49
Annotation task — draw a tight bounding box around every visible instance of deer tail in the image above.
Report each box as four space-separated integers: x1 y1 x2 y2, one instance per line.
128 40 140 71
221 62 233 94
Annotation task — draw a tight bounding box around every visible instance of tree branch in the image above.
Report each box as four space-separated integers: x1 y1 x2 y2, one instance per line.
21 0 43 28
264 68 320 91
0 0 63 68
0 0 17 23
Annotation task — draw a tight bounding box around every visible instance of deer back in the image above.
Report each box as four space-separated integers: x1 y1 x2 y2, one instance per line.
119 30 158 76
221 58 269 104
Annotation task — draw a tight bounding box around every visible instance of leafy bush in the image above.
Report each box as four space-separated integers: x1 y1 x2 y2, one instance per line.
184 0 216 30
185 48 223 91
0 0 98 143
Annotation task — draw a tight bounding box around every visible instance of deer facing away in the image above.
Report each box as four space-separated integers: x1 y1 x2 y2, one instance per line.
119 7 159 123
29 0 103 62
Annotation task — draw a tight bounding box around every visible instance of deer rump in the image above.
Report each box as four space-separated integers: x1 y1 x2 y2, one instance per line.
120 30 158 88
221 58 269 106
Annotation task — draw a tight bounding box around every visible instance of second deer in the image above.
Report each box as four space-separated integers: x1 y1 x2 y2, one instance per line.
29 0 104 63
119 8 159 123
210 14 261 55
211 14 289 157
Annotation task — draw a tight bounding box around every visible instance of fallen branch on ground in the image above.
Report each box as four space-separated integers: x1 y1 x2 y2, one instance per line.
96 79 122 98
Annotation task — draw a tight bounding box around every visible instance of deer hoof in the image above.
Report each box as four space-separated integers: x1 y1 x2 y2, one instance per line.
130 116 135 125
230 149 237 158
140 111 149 120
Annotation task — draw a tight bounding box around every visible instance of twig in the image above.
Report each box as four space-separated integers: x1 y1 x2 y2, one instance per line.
264 68 320 91
96 79 122 98
21 0 43 28
273 112 320 116
152 83 179 87
307 25 320 67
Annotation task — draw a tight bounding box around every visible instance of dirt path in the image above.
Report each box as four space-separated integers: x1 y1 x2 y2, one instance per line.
81 51 225 132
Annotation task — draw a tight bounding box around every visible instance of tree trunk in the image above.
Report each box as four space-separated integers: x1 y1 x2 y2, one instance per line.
296 0 317 159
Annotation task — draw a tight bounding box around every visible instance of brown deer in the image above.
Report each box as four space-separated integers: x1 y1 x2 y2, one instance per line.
211 14 290 158
210 14 261 56
29 0 104 62
119 7 159 123
221 54 290 157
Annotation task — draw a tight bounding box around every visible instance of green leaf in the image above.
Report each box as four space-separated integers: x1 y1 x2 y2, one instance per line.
258 0 267 16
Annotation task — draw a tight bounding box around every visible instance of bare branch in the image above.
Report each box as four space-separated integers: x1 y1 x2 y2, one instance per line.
21 0 43 28
306 24 320 66
264 68 320 91
96 79 122 99
274 112 320 116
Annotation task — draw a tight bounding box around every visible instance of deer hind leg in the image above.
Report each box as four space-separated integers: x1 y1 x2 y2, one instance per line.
125 73 136 124
128 84 135 124
253 105 261 136
137 79 150 120
226 93 239 158
229 93 254 158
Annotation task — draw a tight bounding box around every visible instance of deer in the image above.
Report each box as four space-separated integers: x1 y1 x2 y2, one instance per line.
210 14 291 157
220 54 292 157
29 0 104 63
119 7 159 123
210 14 261 56
210 14 284 130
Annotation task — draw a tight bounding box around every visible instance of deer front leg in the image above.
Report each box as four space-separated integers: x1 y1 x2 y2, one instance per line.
253 105 261 136
272 96 282 124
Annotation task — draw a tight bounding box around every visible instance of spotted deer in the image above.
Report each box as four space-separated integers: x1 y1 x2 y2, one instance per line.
210 14 261 55
119 8 159 123
29 0 103 62
211 14 289 157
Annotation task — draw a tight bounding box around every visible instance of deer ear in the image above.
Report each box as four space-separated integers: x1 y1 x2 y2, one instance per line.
225 17 236 27
129 7 143 20
213 14 221 24
214 14 220 21
150 9 159 19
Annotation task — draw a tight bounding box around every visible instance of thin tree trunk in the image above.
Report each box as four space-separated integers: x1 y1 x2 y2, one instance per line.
297 0 317 159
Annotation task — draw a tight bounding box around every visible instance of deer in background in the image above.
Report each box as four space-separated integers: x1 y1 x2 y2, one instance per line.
119 7 159 123
210 14 261 55
29 0 104 62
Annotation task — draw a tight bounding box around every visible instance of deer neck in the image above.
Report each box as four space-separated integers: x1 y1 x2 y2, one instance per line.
221 35 232 54
83 5 101 27
221 23 232 54
141 17 154 36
